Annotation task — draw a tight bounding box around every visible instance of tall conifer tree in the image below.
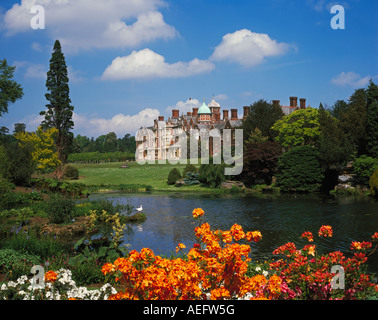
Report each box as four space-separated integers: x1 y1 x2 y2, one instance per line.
40 40 74 165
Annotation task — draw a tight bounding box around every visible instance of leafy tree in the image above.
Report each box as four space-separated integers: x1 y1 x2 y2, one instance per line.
242 99 284 142
339 88 367 156
167 168 182 185
40 40 74 165
369 168 378 198
0 59 23 118
15 126 61 173
316 104 352 167
271 108 321 149
353 155 378 187
198 163 226 188
365 80 378 158
240 141 282 186
276 146 324 193
104 132 118 153
329 99 349 120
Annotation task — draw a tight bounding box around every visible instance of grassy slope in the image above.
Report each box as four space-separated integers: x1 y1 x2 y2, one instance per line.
73 161 216 192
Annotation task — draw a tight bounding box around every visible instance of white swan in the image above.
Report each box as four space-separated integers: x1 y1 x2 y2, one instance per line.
136 205 143 212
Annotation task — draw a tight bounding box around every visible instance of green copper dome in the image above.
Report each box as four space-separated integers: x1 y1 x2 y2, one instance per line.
197 101 211 115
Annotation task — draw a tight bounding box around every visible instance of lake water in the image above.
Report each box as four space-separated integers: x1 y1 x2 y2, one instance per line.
89 192 378 275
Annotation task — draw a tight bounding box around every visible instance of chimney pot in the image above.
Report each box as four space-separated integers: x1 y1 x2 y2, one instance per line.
223 109 229 120
243 106 249 119
172 109 179 118
290 97 298 107
158 116 164 121
300 98 306 109
192 108 198 117
231 109 238 120
272 100 280 107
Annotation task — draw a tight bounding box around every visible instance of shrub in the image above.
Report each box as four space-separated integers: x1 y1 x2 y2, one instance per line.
0 248 41 279
182 163 198 177
61 165 79 180
198 163 226 188
46 194 75 224
167 168 181 185
276 145 324 193
369 168 378 197
353 155 378 187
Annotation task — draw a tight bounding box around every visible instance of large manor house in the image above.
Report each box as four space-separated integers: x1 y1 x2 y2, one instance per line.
136 96 307 162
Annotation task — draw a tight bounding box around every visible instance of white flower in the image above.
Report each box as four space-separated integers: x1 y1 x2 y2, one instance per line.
263 270 269 277
255 267 261 272
1 284 7 291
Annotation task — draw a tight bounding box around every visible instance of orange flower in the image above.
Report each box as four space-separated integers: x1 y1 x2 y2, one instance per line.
44 270 57 283
318 225 333 238
192 208 204 218
230 224 245 241
102 263 116 275
372 232 378 240
301 231 314 242
246 231 262 242
176 243 186 253
351 241 372 251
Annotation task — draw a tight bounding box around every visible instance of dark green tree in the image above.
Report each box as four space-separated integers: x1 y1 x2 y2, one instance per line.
40 40 74 165
0 59 23 117
339 88 367 156
276 146 325 193
242 99 284 142
365 80 378 158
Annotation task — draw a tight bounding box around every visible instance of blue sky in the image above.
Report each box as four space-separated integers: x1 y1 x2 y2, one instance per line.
0 0 377 138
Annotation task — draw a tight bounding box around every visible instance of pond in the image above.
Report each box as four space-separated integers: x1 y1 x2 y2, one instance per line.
88 192 378 275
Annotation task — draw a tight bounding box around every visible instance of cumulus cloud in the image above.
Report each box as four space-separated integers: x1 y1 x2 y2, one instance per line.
20 108 161 137
102 48 215 80
164 98 201 115
72 109 161 136
331 72 373 87
210 29 290 67
3 0 177 52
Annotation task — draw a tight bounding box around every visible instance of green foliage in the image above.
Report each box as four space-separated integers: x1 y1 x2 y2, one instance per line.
40 40 74 164
242 99 284 141
369 168 378 198
182 163 198 176
85 198 133 216
276 146 325 193
167 168 182 185
316 104 352 167
198 163 226 188
353 155 378 187
366 80 378 158
271 108 321 149
183 172 200 185
241 141 282 186
31 177 88 198
68 151 134 163
0 249 40 279
46 194 75 224
61 164 79 180
0 59 23 117
0 142 35 186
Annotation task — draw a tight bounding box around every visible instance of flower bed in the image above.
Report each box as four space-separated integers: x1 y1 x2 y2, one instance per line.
1 208 377 300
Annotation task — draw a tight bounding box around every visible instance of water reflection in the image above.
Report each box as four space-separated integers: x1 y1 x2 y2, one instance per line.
89 192 378 274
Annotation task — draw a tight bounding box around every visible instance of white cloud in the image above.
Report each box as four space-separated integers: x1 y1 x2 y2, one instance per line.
210 29 290 67
21 108 161 137
331 72 373 87
3 0 177 52
72 109 161 136
102 48 215 80
165 98 201 115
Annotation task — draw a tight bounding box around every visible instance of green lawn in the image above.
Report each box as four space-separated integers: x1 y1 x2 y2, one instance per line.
72 161 216 192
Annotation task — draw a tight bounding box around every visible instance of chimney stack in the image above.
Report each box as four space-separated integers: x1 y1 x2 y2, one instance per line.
272 100 280 107
223 109 229 120
192 108 198 117
300 98 306 109
158 116 164 121
187 112 192 116
172 109 179 118
243 106 249 119
231 109 238 120
290 97 298 107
